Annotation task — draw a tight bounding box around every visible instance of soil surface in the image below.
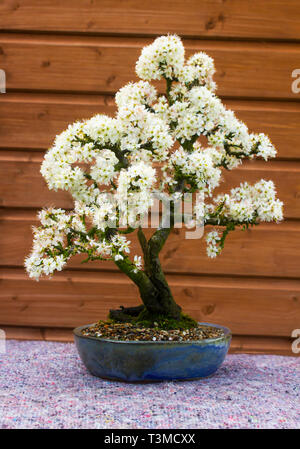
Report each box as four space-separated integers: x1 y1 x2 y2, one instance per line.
81 322 225 342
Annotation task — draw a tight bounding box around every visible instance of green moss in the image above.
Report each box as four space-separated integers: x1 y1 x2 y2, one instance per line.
134 310 197 330
108 310 197 330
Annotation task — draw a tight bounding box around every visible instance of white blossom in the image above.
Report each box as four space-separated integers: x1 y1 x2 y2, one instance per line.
179 52 216 91
26 34 283 279
133 255 143 273
206 230 221 258
117 104 173 161
209 180 283 224
136 35 184 81
117 162 156 226
115 81 157 109
170 145 221 193
251 133 277 160
90 149 119 185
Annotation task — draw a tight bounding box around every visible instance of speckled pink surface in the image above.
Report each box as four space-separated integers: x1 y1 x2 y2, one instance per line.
0 340 299 429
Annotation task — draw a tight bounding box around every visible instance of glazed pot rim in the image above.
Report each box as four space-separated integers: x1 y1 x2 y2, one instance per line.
73 322 231 345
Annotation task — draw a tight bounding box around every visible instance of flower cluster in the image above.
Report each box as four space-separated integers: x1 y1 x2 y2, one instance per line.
25 207 140 280
136 35 185 81
115 81 157 109
90 149 119 185
111 234 131 261
40 115 119 203
253 133 277 160
117 103 173 161
179 52 216 91
92 194 118 231
206 230 222 258
25 34 283 279
209 179 283 224
170 144 221 193
117 162 156 226
204 180 283 257
168 86 225 142
25 208 84 280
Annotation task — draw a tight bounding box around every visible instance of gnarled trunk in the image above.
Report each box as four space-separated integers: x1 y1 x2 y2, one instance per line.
110 224 181 321
110 197 182 322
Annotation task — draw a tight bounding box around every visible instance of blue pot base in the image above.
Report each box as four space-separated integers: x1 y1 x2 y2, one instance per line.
74 322 231 382
88 372 217 384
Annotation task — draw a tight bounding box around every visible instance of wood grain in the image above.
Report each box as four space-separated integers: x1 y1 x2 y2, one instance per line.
229 335 296 356
1 1 300 41
1 209 299 279
1 268 299 337
0 34 299 98
1 325 44 341
0 93 116 150
1 94 300 159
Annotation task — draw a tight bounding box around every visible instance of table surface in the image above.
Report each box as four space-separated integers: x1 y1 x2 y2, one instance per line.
0 340 299 429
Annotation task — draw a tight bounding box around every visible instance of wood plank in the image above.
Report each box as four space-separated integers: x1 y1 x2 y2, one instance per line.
1 325 296 356
43 328 73 343
0 34 299 98
0 325 44 341
1 93 300 159
0 152 298 217
1 1 300 41
0 151 72 209
229 336 297 356
0 268 299 337
0 325 74 342
1 209 300 279
0 93 116 150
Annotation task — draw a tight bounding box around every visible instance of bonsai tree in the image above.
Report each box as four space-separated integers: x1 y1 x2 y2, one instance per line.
25 35 283 328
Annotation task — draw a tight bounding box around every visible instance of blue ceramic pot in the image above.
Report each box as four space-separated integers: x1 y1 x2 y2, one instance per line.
74 322 231 382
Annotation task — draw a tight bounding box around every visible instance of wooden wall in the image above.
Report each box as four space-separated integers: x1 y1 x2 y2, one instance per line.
0 1 299 354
